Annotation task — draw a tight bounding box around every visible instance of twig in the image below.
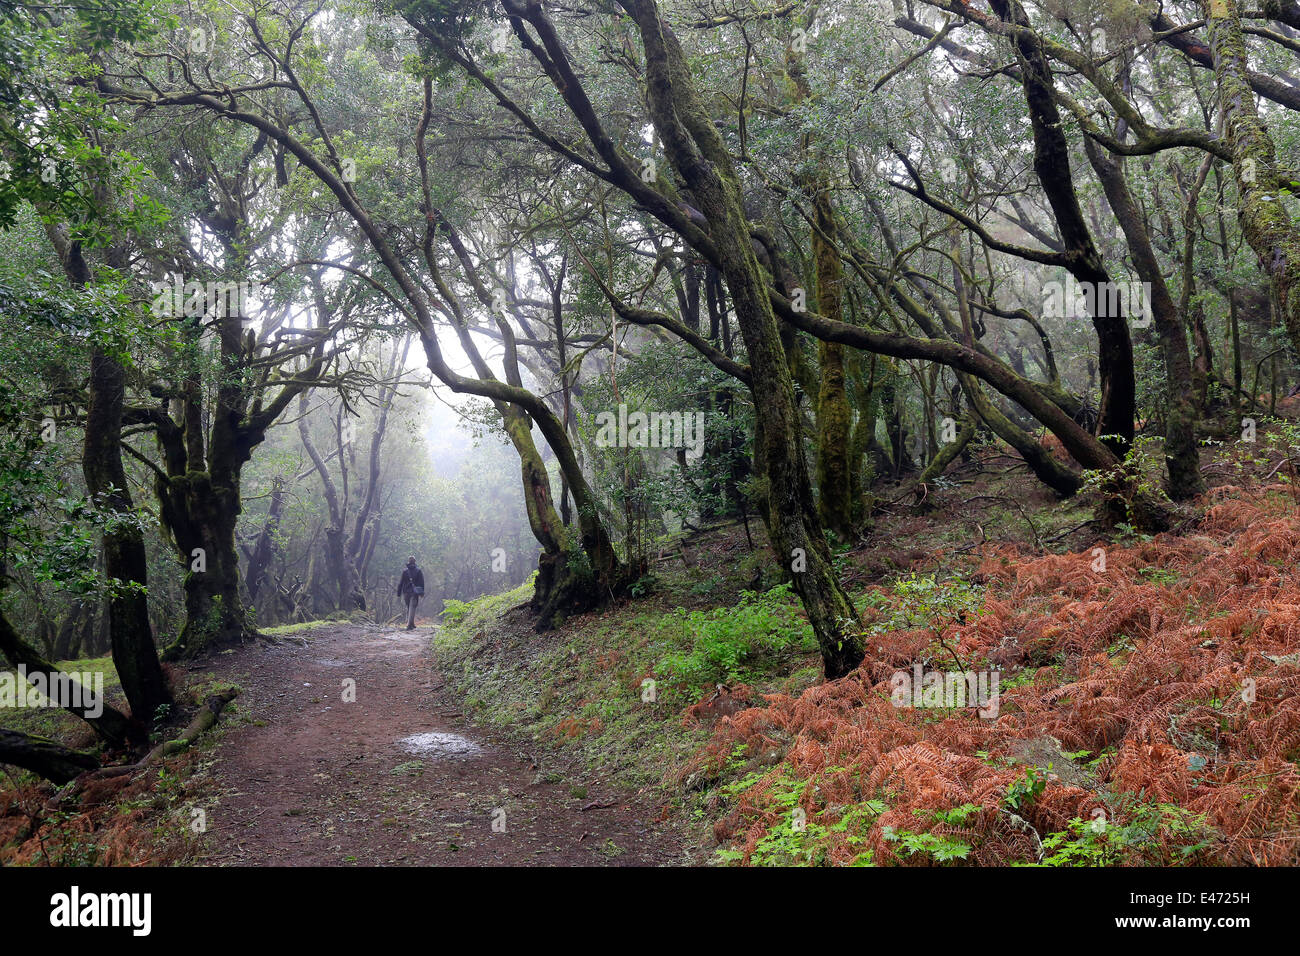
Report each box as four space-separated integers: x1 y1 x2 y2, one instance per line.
935 633 968 673
962 495 1043 549
1263 454 1297 482
1045 519 1097 545
952 522 988 554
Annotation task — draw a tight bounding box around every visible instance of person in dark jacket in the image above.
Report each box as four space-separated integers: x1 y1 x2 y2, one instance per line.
396 556 424 630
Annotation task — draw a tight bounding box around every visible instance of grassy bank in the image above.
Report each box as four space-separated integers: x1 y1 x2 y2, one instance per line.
429 445 1300 866
430 527 834 859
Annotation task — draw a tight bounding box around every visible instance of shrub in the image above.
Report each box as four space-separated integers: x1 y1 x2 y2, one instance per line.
440 599 470 624
659 583 814 695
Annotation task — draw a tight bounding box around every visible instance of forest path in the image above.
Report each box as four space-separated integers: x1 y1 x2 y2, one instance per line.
194 624 680 866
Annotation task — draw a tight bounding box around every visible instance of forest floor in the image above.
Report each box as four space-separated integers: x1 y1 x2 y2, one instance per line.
192 623 687 866
3 420 1299 866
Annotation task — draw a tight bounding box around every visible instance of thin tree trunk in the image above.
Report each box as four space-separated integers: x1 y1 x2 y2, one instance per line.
46 224 173 721
1086 140 1204 499
245 476 286 604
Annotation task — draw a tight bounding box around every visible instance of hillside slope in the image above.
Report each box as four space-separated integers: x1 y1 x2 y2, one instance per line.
437 465 1300 865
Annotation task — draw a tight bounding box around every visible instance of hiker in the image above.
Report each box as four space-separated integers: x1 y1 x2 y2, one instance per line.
396 556 424 630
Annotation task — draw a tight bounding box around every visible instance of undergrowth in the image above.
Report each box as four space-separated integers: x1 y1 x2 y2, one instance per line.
0 666 234 866
657 582 815 696
421 473 1300 867
701 483 1300 865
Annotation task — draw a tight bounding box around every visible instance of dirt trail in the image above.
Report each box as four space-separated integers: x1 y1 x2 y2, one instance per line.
195 624 681 866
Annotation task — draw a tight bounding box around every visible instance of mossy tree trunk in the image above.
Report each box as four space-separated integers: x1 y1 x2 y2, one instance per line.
41 219 171 724
168 472 247 655
622 0 864 678
83 345 174 720
424 206 630 629
151 318 317 659
847 351 883 525
812 194 854 539
1203 0 1300 361
990 0 1137 454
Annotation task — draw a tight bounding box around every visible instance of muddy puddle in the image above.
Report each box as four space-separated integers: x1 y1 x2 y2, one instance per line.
396 731 484 759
